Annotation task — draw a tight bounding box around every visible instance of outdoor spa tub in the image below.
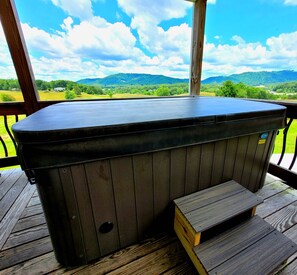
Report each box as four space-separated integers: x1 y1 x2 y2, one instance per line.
12 96 286 266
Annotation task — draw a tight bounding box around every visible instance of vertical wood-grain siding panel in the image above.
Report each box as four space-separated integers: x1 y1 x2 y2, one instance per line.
199 143 215 190
240 135 259 189
211 140 227 187
254 132 275 191
85 160 120 256
133 154 154 239
185 145 201 195
233 136 249 183
58 167 86 263
170 148 187 200
153 151 170 219
36 169 79 266
110 157 138 247
222 138 238 182
70 164 100 261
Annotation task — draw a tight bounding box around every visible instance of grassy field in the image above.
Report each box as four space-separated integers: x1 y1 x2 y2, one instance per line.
0 90 295 161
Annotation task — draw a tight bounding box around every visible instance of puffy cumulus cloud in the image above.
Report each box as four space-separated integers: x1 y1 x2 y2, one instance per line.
51 0 93 20
30 56 104 81
117 0 192 60
0 25 17 78
136 23 191 64
21 23 70 57
21 16 139 61
284 0 297 6
118 0 189 25
66 20 137 60
267 31 297 60
201 31 297 79
208 0 217 4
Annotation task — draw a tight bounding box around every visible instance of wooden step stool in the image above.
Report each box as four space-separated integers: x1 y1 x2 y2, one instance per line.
174 180 297 275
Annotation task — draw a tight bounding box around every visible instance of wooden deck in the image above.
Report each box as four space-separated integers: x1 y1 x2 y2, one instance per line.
0 168 297 274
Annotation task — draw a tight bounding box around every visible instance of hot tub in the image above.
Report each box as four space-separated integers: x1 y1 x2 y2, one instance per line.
12 96 286 266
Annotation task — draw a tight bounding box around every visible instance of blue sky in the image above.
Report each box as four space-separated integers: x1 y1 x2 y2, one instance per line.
0 0 297 81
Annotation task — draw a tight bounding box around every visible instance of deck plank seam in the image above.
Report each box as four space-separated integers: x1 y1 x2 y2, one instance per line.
0 182 34 250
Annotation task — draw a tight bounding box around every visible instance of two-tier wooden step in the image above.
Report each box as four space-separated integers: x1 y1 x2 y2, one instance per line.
174 180 297 275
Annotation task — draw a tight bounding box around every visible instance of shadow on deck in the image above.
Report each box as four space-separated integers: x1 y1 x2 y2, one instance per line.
0 168 297 274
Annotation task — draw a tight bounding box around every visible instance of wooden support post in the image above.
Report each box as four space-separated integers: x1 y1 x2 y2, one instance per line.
189 0 207 96
0 0 40 115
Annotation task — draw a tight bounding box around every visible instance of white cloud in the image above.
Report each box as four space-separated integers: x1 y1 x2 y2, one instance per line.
118 0 192 57
201 31 297 79
51 0 93 20
118 0 190 24
0 25 17 78
208 0 217 4
284 0 297 6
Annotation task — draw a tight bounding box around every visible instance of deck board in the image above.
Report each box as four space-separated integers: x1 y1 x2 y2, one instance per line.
0 170 297 274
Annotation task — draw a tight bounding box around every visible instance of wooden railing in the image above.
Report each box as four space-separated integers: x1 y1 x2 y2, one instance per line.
0 101 59 168
267 101 297 189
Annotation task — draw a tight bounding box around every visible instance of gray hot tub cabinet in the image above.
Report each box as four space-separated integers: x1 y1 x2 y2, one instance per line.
12 97 286 266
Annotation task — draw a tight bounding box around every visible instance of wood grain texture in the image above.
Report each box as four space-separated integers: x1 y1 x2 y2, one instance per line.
3 224 49 250
194 216 275 271
233 136 249 184
111 157 138 247
0 172 28 220
85 160 120 256
153 151 170 218
59 167 87 263
170 148 186 201
0 182 34 250
20 204 43 219
209 229 297 275
12 213 46 233
256 180 289 200
264 201 297 232
175 180 245 214
185 145 201 195
256 188 297 218
70 164 100 261
210 140 227 187
133 154 154 239
190 0 207 95
0 237 53 270
188 190 262 232
222 138 238 182
0 169 22 200
240 134 258 188
198 143 214 190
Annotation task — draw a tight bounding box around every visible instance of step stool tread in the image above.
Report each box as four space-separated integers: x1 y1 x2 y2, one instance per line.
174 180 263 233
196 217 297 275
174 180 245 214
194 215 275 271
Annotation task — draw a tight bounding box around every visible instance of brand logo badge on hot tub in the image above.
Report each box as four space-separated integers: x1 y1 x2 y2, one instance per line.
259 132 269 145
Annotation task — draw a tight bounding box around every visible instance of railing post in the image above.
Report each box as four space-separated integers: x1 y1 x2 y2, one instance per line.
189 0 207 96
0 0 40 115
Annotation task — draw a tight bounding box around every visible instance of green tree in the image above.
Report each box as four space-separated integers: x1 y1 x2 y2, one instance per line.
73 85 82 96
218 81 237 97
154 85 170 96
1 93 16 102
65 90 76 100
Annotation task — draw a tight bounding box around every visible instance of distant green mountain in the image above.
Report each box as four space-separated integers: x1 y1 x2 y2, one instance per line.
202 70 297 85
78 73 188 86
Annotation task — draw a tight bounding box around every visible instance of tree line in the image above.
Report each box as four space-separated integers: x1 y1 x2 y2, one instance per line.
2 78 297 101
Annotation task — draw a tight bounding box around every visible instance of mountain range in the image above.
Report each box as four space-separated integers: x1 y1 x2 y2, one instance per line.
78 70 297 86
201 70 297 86
77 73 188 86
